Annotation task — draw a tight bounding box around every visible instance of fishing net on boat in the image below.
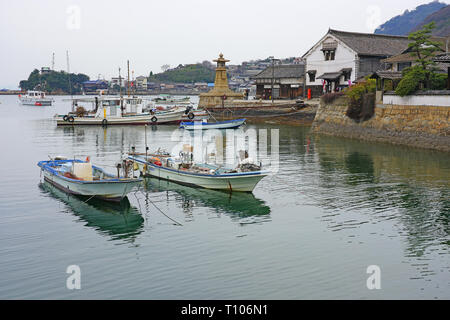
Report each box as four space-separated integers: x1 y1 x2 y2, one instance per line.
75 106 87 117
237 163 261 172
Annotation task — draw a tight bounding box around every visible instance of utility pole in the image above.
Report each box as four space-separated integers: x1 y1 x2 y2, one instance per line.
52 53 55 71
269 56 275 103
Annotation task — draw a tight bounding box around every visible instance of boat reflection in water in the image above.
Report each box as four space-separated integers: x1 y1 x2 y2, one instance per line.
39 181 144 242
144 177 271 223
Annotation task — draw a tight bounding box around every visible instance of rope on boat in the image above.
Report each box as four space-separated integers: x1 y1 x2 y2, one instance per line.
134 187 183 226
84 194 97 203
205 109 217 122
148 194 183 226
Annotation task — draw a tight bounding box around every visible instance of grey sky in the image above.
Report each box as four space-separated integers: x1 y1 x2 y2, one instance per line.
1 0 447 88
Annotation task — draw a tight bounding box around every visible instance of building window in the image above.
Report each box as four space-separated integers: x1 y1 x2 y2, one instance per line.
398 62 412 72
343 71 351 81
307 71 316 82
324 50 336 61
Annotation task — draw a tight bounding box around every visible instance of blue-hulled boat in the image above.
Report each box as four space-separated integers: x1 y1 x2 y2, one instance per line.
38 159 142 202
179 118 246 130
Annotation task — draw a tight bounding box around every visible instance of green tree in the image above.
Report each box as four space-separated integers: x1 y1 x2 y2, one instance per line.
395 22 442 96
19 70 90 94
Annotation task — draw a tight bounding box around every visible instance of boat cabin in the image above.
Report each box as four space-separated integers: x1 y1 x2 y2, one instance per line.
26 91 47 98
71 96 145 117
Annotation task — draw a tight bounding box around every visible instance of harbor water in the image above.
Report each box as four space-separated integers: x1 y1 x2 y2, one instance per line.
0 95 449 299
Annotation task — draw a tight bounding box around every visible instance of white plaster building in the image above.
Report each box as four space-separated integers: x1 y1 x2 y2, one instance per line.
302 29 411 97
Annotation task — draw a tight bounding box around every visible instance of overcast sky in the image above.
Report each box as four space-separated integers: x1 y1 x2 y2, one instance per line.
1 0 447 88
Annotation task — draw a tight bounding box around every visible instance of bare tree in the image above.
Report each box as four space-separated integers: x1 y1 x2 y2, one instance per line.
161 64 170 72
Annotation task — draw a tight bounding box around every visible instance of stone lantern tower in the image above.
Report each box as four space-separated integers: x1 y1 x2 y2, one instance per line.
198 53 243 107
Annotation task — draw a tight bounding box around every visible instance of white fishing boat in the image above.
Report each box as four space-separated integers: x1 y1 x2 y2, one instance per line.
38 158 142 202
128 147 268 192
180 118 246 130
55 96 186 126
19 90 53 106
182 105 210 121
152 95 191 105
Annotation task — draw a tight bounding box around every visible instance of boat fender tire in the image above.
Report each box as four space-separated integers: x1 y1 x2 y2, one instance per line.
188 112 195 120
151 116 158 123
68 116 75 123
63 115 69 122
102 119 108 126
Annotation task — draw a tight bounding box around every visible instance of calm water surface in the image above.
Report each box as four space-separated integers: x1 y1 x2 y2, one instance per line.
0 95 449 299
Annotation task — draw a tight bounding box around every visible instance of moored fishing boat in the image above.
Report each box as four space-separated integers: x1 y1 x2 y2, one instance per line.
19 90 53 106
55 96 186 125
38 158 142 202
152 95 191 105
180 118 246 130
128 147 268 192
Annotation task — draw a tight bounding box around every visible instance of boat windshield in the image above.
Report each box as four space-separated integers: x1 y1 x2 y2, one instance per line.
102 99 120 106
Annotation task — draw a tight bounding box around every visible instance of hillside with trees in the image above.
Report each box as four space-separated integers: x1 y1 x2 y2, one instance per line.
148 63 215 83
19 69 89 94
411 5 450 36
374 1 447 36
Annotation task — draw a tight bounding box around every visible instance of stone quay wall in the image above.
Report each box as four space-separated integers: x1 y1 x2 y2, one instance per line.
312 96 450 152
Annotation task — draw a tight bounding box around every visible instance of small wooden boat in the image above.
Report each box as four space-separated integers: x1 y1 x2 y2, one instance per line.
180 118 246 130
128 149 268 193
38 159 142 202
19 90 53 106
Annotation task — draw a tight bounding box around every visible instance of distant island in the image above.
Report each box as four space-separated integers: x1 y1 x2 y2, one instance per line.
149 62 215 84
19 69 89 94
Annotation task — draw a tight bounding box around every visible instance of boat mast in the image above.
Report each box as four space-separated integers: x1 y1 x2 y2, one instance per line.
119 67 122 97
66 50 74 112
144 124 148 160
127 60 130 97
132 70 135 96
119 67 123 112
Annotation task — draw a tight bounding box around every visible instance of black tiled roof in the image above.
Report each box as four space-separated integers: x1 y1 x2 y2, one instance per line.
328 29 411 56
252 64 305 79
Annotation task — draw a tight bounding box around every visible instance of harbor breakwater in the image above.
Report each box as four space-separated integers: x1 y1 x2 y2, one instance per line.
312 95 450 152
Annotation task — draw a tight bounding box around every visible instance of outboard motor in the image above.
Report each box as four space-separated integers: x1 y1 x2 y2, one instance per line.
184 105 193 115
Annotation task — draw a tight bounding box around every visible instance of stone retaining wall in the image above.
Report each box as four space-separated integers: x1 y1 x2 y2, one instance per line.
312 96 450 152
